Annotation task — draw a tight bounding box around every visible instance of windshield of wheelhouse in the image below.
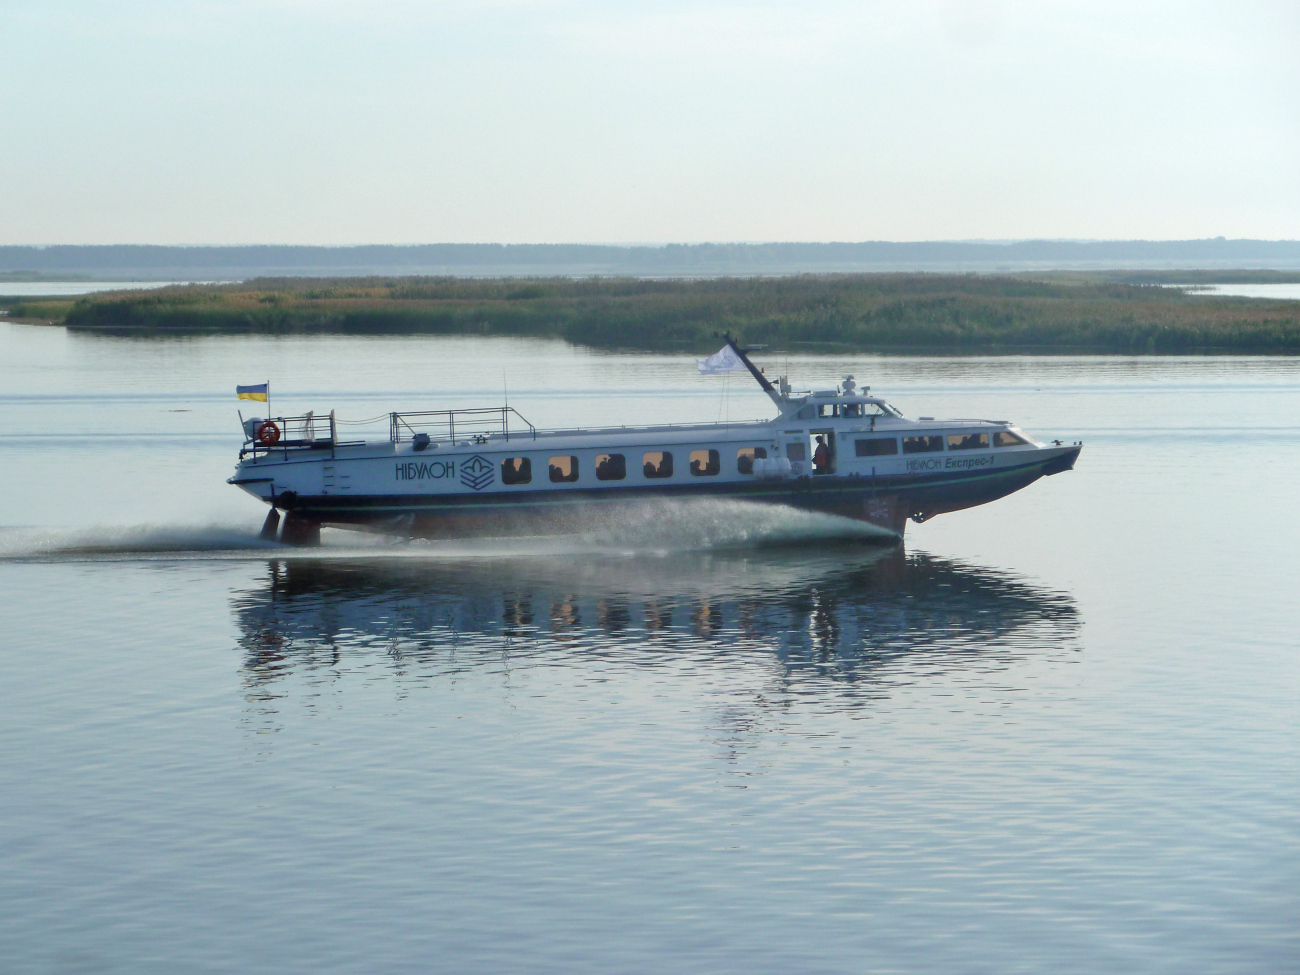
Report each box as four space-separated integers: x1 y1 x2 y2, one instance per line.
813 401 897 419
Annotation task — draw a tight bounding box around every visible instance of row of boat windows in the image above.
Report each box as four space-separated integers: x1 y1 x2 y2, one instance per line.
501 447 771 485
494 431 1029 485
854 430 1029 457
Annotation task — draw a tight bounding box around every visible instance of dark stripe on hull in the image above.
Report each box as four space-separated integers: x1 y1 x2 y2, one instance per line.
272 448 1080 539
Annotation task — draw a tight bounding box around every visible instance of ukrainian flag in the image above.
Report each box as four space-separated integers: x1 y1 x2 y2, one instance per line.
236 383 269 402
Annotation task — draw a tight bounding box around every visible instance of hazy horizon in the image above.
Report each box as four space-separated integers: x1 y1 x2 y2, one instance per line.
6 236 1299 248
7 239 1300 280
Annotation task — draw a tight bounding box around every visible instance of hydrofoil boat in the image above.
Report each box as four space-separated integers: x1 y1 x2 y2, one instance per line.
229 337 1081 545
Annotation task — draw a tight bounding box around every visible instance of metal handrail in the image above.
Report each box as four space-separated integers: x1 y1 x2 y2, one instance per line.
389 406 537 444
533 417 772 437
238 410 338 458
243 405 833 461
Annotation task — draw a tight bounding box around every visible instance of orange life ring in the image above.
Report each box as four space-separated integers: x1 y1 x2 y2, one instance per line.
256 421 282 446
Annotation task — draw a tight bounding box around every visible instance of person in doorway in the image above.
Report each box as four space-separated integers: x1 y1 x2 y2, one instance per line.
813 435 830 474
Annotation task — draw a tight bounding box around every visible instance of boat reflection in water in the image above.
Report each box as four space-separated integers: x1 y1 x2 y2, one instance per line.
232 544 1080 711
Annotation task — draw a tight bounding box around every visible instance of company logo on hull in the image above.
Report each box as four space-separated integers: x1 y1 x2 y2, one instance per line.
459 455 495 491
396 460 454 481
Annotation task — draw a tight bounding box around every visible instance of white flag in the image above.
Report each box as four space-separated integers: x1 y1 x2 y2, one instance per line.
697 345 745 375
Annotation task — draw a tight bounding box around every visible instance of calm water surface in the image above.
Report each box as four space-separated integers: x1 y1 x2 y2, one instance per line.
0 281 216 298
1194 282 1300 300
1 324 1296 974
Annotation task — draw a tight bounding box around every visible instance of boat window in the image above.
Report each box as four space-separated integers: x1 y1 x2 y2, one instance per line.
736 446 768 474
817 403 838 418
902 435 943 454
501 457 532 484
642 451 673 478
548 455 579 482
994 430 1029 447
842 403 861 417
786 441 807 461
947 432 990 450
855 437 898 457
689 449 720 476
595 453 626 480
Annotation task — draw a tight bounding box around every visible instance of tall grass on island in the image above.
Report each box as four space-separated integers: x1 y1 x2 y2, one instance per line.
39 273 1300 353
3 299 77 323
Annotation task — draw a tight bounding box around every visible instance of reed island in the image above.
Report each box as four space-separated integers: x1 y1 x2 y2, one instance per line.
6 272 1300 353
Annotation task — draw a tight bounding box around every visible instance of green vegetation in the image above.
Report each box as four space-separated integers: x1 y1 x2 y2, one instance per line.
46 274 1300 353
4 299 77 322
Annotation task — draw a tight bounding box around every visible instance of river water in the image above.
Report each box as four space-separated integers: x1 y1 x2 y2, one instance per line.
1192 283 1300 300
1 324 1296 974
0 281 215 298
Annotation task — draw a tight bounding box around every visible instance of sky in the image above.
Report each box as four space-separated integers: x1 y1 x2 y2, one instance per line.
2 0 1297 245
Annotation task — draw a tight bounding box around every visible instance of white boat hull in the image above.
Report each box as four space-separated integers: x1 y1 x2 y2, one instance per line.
229 337 1081 543
231 434 1080 540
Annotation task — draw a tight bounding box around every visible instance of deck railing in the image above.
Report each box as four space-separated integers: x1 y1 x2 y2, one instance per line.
239 411 338 458
239 406 804 461
389 407 537 445
239 407 538 457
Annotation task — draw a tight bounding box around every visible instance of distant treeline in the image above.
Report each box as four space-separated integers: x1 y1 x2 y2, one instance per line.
36 274 1300 353
3 239 1300 279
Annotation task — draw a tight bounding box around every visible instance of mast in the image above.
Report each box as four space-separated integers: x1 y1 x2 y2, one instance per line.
720 333 783 409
